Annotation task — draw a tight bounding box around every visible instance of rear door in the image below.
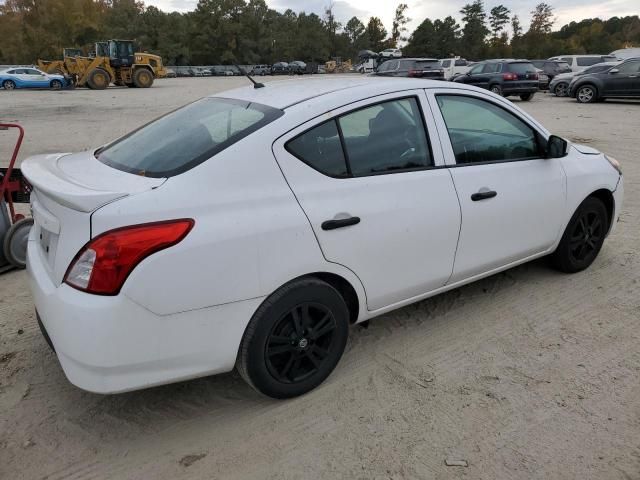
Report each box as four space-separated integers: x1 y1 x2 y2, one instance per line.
604 60 640 95
427 89 566 282
273 91 461 311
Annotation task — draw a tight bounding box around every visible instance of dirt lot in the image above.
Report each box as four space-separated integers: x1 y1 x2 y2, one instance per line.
1 77 639 479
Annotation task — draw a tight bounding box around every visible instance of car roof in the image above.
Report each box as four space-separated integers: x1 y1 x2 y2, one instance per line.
215 77 469 110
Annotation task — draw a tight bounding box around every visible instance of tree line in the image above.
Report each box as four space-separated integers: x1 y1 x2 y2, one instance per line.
0 0 638 66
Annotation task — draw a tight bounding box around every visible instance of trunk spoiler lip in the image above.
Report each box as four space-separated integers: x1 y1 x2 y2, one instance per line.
21 152 166 213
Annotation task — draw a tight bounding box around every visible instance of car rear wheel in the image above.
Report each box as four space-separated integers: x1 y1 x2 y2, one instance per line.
490 85 503 96
554 82 569 97
520 93 534 101
50 79 63 90
576 85 597 103
551 197 608 273
3 80 16 90
237 278 350 399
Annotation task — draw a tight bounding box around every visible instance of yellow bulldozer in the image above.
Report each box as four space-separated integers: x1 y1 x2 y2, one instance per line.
36 40 167 89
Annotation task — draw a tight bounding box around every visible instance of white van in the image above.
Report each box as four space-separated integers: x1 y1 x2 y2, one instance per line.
548 54 619 72
439 57 472 80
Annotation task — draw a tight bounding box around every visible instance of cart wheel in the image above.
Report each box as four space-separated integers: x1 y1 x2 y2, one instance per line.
3 218 33 269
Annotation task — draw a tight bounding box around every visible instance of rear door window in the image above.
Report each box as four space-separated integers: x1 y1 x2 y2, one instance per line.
97 98 283 177
338 97 432 176
507 62 536 74
455 59 467 66
482 63 500 73
441 60 451 67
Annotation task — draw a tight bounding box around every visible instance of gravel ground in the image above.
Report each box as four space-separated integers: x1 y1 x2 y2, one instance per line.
0 77 639 480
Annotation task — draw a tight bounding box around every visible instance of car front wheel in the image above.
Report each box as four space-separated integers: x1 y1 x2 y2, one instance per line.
551 196 608 273
50 79 63 90
554 82 569 97
237 278 350 399
576 85 597 103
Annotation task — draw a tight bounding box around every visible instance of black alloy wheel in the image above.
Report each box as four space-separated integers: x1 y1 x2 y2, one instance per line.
237 278 349 398
551 196 608 273
265 302 336 384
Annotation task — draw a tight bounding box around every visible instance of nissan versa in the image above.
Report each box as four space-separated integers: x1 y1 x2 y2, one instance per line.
23 78 623 398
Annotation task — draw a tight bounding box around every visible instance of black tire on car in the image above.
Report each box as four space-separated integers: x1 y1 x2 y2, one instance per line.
490 84 503 96
576 84 597 103
554 82 569 97
133 68 154 88
87 69 109 90
551 196 608 273
3 79 16 90
237 278 350 399
3 218 34 269
520 93 534 101
50 79 63 90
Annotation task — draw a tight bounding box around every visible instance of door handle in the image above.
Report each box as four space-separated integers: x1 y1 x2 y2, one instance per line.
471 190 497 201
321 216 360 231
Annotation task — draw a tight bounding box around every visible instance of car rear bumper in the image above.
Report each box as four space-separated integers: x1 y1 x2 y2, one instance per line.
27 237 264 394
503 85 539 94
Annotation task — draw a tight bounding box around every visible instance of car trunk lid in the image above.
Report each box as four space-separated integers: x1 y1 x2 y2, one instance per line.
21 151 165 284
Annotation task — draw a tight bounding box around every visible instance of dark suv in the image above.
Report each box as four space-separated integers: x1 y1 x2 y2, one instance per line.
453 60 539 100
570 57 640 103
375 58 445 79
531 60 572 82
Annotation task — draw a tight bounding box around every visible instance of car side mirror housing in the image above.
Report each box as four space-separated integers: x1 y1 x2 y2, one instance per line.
609 68 619 74
546 135 569 158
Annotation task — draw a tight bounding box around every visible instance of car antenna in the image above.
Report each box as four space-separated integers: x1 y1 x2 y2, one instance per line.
235 64 265 89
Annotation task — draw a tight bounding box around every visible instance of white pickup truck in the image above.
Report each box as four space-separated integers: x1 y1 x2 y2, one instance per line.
439 57 473 80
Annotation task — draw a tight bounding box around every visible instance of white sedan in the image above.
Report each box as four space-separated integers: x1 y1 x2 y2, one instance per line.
23 78 624 398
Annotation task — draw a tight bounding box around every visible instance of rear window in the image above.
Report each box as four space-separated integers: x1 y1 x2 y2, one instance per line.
412 60 440 69
576 57 600 67
531 61 545 68
96 98 283 177
507 62 536 73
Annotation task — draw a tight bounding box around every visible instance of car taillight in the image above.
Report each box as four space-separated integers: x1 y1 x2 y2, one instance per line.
532 72 539 80
408 69 419 77
502 73 518 81
64 219 194 295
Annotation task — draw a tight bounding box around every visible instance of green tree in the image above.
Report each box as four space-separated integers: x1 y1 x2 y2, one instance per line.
529 2 555 34
489 5 510 41
365 16 387 52
390 3 410 47
460 0 489 59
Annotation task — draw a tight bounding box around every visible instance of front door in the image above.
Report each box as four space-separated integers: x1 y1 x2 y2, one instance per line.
273 91 461 311
428 90 566 282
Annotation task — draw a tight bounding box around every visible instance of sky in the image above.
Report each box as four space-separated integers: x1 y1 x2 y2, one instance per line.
147 0 639 34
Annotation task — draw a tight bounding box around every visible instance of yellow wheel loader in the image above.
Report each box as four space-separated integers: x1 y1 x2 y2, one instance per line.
37 40 167 89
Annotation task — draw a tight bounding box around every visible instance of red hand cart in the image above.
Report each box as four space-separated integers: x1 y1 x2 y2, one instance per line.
1 123 33 272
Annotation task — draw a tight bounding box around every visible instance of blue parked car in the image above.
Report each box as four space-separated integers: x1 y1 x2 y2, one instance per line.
0 67 69 90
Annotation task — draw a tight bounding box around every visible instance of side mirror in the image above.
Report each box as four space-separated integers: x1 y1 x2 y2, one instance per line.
546 135 568 159
609 68 619 74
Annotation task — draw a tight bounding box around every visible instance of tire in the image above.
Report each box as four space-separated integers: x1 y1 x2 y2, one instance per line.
237 278 350 399
3 218 33 269
3 80 16 90
554 82 569 97
520 93 534 101
133 68 154 88
490 84 503 96
551 197 608 273
87 69 109 90
50 79 63 90
576 84 597 103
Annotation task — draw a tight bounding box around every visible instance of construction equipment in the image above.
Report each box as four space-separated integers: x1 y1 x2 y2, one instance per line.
0 124 32 272
325 57 353 74
37 40 167 89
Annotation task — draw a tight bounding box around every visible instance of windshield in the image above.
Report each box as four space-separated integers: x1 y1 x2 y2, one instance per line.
97 98 283 177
